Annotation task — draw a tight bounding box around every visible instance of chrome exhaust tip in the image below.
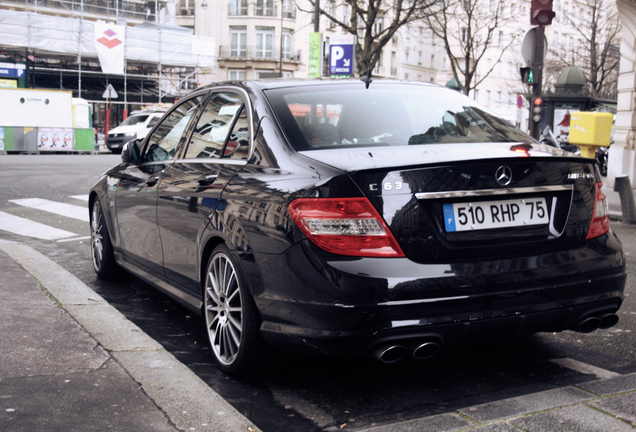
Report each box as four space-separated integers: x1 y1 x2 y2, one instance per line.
577 316 601 333
600 313 619 329
412 341 441 361
376 345 408 364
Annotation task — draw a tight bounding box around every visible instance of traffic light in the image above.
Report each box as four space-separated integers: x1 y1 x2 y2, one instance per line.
531 97 543 123
531 0 556 26
520 67 534 84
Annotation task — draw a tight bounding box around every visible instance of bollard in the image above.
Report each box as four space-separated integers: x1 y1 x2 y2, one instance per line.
614 175 636 224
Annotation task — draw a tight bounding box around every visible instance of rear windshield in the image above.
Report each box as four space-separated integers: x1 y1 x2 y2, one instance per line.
264 83 534 151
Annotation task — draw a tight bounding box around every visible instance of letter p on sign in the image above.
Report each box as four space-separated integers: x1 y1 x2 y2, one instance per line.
331 46 344 66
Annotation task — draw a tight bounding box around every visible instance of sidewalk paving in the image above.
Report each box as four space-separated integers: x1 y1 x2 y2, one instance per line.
0 187 634 432
0 241 261 432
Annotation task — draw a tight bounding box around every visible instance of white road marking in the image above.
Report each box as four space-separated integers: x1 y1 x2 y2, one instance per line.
550 358 621 379
9 198 89 222
0 211 77 240
57 236 91 243
70 195 90 201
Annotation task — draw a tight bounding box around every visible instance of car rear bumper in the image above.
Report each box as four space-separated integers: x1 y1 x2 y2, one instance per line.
253 231 626 357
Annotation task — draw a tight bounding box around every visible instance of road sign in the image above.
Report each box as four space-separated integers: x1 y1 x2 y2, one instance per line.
517 95 524 109
102 84 118 99
329 35 355 77
521 28 548 65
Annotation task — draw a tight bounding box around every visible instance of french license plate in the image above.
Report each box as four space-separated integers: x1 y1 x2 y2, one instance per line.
443 197 549 232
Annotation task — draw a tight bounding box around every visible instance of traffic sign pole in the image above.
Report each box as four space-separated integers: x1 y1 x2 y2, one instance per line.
529 25 545 139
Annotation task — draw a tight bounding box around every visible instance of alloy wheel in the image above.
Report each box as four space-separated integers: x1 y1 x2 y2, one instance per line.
205 253 243 366
91 201 105 271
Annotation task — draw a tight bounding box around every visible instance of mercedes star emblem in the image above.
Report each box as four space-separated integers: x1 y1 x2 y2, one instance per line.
495 165 513 186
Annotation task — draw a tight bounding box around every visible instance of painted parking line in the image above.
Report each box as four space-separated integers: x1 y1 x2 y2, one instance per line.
9 198 89 222
550 358 621 379
70 195 90 202
0 211 77 240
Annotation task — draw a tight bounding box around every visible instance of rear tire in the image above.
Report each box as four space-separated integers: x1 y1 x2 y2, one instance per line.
90 199 119 279
204 245 265 377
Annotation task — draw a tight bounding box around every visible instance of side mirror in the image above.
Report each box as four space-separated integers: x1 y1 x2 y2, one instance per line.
121 139 142 164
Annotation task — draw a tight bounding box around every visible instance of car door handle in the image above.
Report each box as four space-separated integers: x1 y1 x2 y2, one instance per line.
196 175 218 188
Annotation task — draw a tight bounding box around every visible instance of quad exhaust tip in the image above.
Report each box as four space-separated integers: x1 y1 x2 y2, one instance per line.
577 313 619 333
374 312 621 363
374 340 442 364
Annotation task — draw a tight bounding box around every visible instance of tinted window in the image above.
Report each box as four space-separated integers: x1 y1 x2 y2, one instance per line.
264 83 534 151
185 92 250 160
142 96 204 162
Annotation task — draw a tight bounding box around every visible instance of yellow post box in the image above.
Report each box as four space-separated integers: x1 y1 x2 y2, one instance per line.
569 112 613 158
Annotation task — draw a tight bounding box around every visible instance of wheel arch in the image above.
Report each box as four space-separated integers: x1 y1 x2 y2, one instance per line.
199 236 226 302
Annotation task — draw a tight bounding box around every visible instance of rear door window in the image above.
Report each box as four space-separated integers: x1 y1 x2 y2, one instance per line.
185 91 250 160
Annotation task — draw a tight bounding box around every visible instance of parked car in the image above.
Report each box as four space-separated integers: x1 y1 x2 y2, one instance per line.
105 110 164 153
89 79 626 376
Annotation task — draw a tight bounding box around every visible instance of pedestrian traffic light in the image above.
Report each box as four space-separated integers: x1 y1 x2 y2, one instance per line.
532 97 543 123
531 0 556 26
520 67 533 84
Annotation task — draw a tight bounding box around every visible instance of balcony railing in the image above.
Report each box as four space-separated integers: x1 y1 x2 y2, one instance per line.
8 0 149 21
218 45 302 62
228 3 296 18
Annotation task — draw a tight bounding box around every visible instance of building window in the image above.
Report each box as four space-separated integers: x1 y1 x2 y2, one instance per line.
391 51 397 76
229 70 246 80
255 27 274 58
256 0 275 16
341 4 349 23
255 70 275 79
374 18 383 36
326 1 336 29
283 0 295 18
374 51 383 74
229 0 247 16
230 27 247 57
282 30 293 60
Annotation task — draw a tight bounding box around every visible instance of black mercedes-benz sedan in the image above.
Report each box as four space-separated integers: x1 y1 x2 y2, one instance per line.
89 79 626 376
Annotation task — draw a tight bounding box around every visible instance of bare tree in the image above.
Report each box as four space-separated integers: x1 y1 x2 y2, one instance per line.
546 0 620 99
301 0 437 76
423 0 519 95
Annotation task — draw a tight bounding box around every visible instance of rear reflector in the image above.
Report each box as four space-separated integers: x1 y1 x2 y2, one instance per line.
288 198 405 257
586 182 610 239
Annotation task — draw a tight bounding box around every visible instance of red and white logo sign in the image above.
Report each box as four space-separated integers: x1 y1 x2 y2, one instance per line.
97 28 123 49
94 23 125 74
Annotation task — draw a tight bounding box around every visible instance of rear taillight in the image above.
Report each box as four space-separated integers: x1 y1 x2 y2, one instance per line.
288 198 405 257
586 182 610 239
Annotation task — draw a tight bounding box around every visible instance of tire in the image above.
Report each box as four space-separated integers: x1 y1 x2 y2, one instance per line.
204 245 265 377
90 199 119 279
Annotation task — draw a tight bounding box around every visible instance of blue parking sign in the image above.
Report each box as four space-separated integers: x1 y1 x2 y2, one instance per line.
329 39 354 76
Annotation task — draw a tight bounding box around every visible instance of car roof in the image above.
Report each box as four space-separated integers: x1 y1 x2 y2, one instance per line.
199 78 442 92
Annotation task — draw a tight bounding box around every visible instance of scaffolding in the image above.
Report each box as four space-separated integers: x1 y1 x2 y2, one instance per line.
0 8 215 131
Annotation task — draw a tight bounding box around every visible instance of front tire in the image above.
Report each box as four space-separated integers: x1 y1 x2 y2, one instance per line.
90 199 118 279
204 245 265 377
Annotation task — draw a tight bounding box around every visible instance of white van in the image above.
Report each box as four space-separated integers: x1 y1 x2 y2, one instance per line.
106 111 164 153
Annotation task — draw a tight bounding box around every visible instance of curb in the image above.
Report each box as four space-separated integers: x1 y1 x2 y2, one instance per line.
0 241 261 432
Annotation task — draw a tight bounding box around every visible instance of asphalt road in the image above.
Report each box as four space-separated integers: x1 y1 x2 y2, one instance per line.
1 153 634 431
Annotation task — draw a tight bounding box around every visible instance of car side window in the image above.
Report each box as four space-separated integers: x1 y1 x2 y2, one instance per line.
185 92 250 160
142 96 204 162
